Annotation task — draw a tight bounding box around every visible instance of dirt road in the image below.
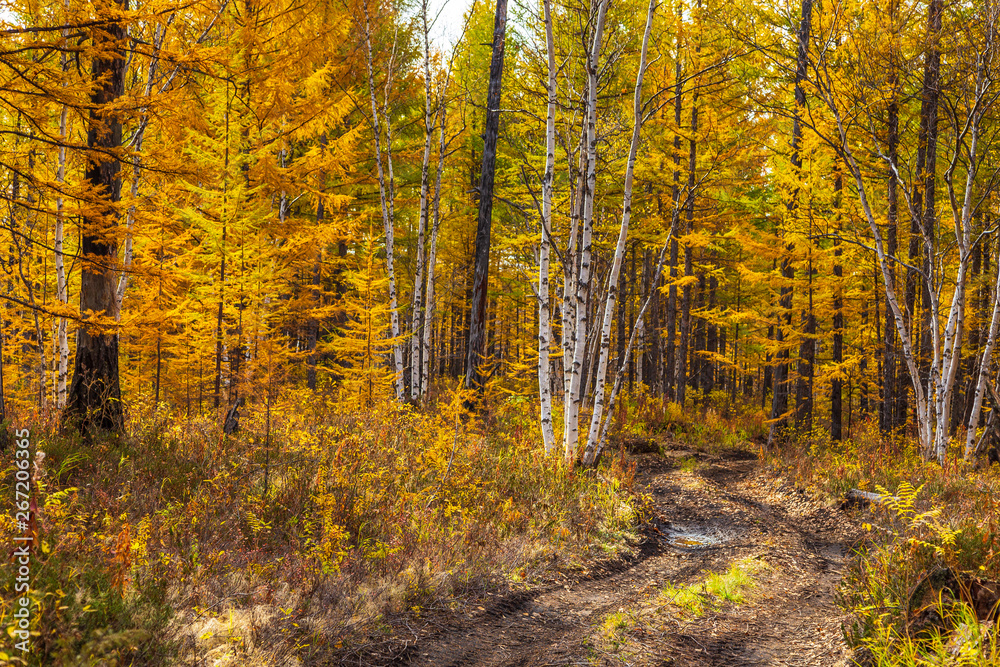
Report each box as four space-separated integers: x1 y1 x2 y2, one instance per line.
385 442 858 666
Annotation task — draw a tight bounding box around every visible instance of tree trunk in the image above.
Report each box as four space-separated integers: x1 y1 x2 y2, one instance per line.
917 0 944 406
832 169 844 441
581 0 656 459
465 0 508 392
674 94 697 407
563 0 608 461
410 0 435 400
966 237 1000 459
65 0 128 433
705 273 718 397
54 39 70 410
882 41 900 432
768 252 794 445
306 196 323 391
537 0 557 453
362 0 405 400
422 92 448 397
768 0 811 446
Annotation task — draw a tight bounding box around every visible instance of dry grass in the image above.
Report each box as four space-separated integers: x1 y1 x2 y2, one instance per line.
0 388 639 665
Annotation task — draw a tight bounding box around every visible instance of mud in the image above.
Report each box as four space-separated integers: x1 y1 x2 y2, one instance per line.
367 442 859 666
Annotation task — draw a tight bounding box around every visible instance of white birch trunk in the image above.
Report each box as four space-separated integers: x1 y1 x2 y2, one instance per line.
582 0 655 465
966 244 1000 458
422 100 447 398
54 10 69 409
821 39 992 463
561 137 584 407
363 0 405 400
537 0 558 454
410 0 434 400
563 0 608 462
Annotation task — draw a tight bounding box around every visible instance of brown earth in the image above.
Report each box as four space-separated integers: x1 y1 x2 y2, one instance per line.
365 441 860 666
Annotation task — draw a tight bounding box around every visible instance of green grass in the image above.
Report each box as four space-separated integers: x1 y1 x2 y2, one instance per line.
660 557 768 615
678 456 701 472
661 581 708 615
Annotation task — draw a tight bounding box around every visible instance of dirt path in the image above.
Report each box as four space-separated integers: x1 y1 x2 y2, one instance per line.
386 443 858 666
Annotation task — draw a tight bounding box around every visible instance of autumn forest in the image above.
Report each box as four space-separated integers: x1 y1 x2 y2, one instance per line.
3 0 1000 664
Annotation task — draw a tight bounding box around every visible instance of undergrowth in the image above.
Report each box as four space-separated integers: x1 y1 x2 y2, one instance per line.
0 388 638 666
614 390 1000 664
769 419 1000 665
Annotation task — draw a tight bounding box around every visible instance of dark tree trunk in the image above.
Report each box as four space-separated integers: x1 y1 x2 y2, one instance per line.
770 253 794 435
693 271 706 393
832 169 844 441
66 0 128 433
905 0 944 399
616 252 627 384
465 0 508 391
764 322 773 410
648 248 662 396
0 325 5 430
796 249 816 429
629 246 636 391
918 0 943 394
665 55 682 401
770 0 811 445
675 91 697 406
861 266 872 415
705 272 718 396
306 192 324 391
640 249 651 387
882 65 900 432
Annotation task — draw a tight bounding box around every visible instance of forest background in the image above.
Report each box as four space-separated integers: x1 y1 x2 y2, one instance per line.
2 0 1000 663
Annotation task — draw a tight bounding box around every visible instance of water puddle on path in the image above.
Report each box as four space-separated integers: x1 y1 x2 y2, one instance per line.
662 525 732 549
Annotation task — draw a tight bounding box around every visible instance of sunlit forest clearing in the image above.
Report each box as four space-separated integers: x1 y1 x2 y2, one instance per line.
4 0 1000 663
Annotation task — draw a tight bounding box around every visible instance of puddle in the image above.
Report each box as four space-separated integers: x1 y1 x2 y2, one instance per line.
661 524 733 550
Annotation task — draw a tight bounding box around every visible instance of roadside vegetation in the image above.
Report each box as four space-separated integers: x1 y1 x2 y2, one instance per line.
0 390 639 665
607 392 1000 666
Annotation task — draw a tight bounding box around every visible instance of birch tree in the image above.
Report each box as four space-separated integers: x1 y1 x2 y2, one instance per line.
362 0 405 400
563 0 609 462
966 237 1000 459
410 0 435 400
808 0 1000 464
581 0 656 466
537 0 558 454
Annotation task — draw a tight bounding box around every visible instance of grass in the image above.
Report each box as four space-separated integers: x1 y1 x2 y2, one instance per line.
660 557 768 615
660 581 708 616
678 456 700 472
593 555 769 660
0 387 640 666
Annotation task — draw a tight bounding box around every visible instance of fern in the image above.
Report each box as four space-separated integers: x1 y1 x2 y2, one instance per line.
876 483 961 558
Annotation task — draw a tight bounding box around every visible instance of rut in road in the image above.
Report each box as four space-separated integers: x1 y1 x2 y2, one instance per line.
392 443 859 666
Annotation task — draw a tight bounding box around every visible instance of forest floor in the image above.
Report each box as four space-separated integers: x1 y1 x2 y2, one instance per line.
372 440 861 667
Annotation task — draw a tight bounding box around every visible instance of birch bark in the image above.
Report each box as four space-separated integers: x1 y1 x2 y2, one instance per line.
581 0 656 466
410 0 435 399
966 240 1000 458
422 100 446 398
817 25 994 463
563 0 608 462
538 0 558 454
362 0 405 400
54 7 69 409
